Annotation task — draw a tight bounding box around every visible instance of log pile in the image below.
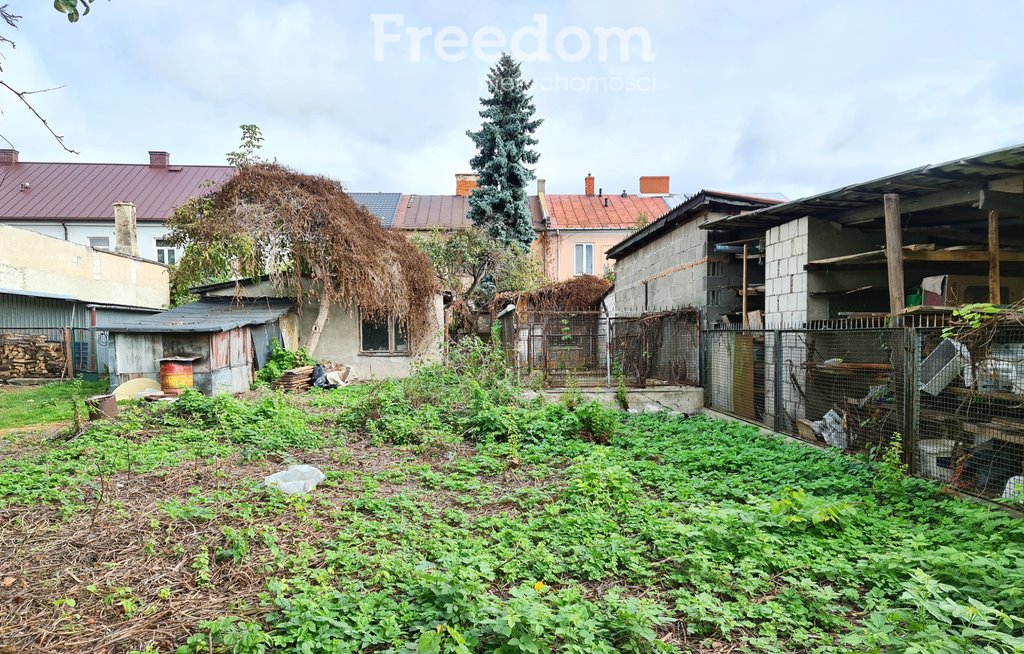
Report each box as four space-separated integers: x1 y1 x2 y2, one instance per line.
0 333 67 382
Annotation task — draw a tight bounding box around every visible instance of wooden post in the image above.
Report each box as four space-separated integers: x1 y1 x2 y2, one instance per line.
741 243 749 329
989 210 1001 304
62 327 74 379
883 194 905 319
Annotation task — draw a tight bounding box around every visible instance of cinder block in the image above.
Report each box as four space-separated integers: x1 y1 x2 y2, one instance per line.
797 218 808 237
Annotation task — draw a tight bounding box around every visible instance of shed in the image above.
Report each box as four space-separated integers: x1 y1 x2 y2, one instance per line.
103 298 294 395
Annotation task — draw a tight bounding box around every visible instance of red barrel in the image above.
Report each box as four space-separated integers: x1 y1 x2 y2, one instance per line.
160 359 195 395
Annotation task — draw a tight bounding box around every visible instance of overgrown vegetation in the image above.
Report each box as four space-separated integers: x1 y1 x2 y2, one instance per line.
1 340 1023 653
254 339 315 386
0 378 108 429
167 126 438 354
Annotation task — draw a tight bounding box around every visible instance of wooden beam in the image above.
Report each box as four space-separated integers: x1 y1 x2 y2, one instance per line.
884 194 905 317
805 247 1024 269
975 189 1024 216
990 210 1001 304
741 243 749 329
838 187 982 225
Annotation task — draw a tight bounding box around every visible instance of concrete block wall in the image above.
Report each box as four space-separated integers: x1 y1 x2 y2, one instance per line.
613 219 708 313
764 217 809 328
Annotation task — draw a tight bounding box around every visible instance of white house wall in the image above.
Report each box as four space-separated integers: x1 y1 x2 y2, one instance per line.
4 221 182 263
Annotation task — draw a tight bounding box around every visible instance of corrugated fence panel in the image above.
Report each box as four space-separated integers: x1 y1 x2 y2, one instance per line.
0 293 88 329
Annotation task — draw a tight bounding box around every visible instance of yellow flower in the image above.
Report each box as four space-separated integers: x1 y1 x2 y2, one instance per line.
436 624 444 633
533 581 545 591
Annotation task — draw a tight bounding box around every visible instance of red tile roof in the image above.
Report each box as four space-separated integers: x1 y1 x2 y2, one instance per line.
0 162 236 222
545 194 669 229
393 194 543 230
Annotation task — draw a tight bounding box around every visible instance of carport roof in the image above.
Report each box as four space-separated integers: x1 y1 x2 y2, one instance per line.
701 143 1024 230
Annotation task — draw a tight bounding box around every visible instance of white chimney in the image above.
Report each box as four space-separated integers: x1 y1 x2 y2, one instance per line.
113 202 139 257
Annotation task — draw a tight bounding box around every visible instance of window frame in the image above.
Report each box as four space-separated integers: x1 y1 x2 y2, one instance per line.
574 242 595 276
358 310 410 356
88 236 110 250
154 238 178 265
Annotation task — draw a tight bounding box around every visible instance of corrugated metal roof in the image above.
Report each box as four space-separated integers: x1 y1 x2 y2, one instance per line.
545 194 670 229
103 298 293 333
392 194 543 230
607 190 782 259
0 161 235 222
701 143 1024 230
348 192 402 228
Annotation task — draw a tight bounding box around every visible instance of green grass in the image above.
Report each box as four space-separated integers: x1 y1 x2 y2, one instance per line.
1 344 1023 653
0 378 109 429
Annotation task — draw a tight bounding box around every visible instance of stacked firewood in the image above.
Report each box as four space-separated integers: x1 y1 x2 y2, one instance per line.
0 333 66 382
271 365 316 392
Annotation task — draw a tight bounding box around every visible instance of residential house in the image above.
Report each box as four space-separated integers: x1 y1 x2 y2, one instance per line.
390 174 543 234
0 149 234 263
535 174 680 281
0 149 402 263
606 190 783 322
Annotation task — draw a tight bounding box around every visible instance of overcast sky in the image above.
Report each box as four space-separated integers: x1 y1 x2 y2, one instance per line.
2 1 1022 199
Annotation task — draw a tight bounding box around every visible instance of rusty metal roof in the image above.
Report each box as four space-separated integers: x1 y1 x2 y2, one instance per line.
701 143 1024 231
0 161 235 222
392 194 543 230
545 194 670 230
102 297 293 333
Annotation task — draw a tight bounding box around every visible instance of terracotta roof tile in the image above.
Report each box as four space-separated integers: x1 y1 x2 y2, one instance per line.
545 194 669 229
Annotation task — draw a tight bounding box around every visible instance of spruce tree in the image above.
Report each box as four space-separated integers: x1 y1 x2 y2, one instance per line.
466 53 542 251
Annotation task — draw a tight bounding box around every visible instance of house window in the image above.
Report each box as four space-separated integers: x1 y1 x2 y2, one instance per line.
155 239 177 265
574 243 594 275
89 236 110 250
360 312 409 355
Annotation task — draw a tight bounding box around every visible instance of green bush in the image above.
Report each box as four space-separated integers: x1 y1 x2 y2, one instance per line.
255 338 315 386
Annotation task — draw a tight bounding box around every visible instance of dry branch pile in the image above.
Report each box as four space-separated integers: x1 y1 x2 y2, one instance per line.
0 333 65 382
170 164 438 350
494 275 611 315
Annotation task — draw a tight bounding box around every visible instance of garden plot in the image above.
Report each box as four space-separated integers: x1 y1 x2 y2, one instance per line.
1 366 1023 653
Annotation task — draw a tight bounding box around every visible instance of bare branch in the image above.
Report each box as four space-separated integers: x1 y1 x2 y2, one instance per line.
0 81 78 154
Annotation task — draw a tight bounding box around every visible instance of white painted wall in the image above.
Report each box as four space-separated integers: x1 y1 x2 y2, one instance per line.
3 221 182 263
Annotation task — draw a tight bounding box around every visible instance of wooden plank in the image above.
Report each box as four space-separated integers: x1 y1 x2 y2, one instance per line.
884 193 905 317
732 334 755 420
976 189 1024 216
806 248 1024 269
990 210 1001 303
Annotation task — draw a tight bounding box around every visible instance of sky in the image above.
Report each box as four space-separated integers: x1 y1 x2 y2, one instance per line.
1 1 1023 199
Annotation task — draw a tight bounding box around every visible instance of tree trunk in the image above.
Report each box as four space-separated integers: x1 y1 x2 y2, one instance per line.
306 297 331 356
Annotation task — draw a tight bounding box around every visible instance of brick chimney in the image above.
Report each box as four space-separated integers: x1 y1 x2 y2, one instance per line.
639 176 670 195
148 151 170 168
585 173 595 196
455 173 478 197
113 202 139 257
0 149 18 165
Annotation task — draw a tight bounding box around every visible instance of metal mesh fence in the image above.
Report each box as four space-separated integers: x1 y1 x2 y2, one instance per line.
610 312 700 388
502 311 609 387
704 323 1024 501
915 327 1024 500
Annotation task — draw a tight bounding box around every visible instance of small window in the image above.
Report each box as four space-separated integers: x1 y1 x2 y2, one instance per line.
89 236 110 250
574 243 594 275
360 311 409 355
155 239 177 265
